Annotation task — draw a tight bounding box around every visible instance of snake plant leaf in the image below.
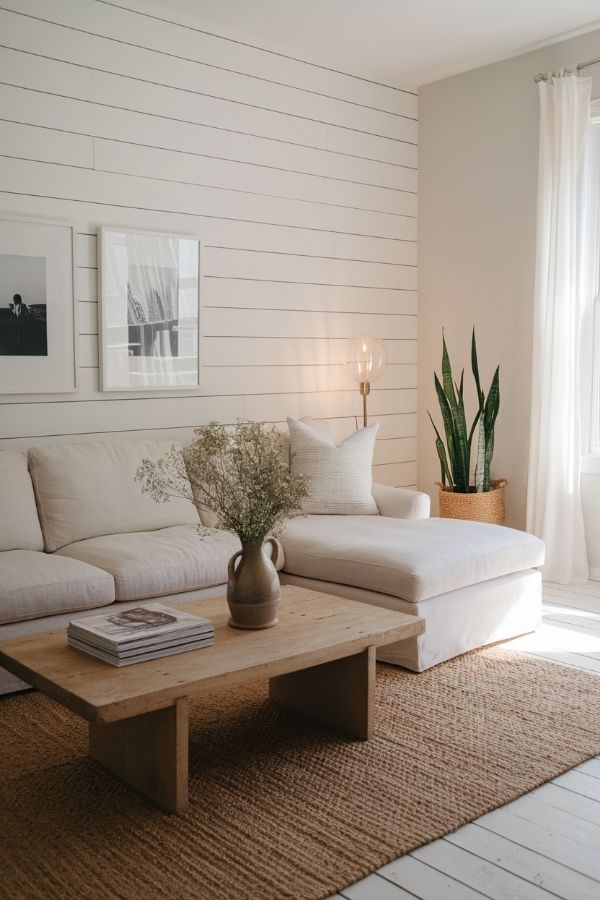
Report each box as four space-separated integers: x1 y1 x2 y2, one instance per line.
434 373 463 489
442 334 458 413
474 420 486 492
428 411 453 486
471 328 484 408
458 369 464 403
484 366 500 436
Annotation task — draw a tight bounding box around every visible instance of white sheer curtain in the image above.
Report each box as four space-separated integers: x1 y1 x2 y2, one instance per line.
526 72 592 584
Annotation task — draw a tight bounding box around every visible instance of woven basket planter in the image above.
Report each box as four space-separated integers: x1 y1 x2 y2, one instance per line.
436 479 507 525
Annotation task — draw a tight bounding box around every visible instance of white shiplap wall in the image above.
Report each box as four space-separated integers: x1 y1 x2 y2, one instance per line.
0 0 418 486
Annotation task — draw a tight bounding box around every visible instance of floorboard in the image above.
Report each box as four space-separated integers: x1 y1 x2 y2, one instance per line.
328 582 600 900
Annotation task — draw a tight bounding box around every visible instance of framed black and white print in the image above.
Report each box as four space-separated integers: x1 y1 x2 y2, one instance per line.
0 217 76 394
99 227 201 391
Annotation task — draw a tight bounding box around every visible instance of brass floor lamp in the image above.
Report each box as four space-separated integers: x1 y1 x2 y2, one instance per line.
345 335 387 427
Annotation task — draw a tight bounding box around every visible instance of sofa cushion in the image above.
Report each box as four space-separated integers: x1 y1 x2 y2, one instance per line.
0 451 44 552
0 550 115 625
288 418 379 515
56 526 282 603
29 439 200 551
281 515 545 603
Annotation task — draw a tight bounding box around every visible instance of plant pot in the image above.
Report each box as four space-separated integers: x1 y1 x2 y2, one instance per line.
226 537 281 629
436 479 507 525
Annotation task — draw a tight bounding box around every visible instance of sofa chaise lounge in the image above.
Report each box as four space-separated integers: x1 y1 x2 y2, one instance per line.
0 431 544 694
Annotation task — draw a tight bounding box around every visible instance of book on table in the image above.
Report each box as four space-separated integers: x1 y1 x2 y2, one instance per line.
68 603 214 666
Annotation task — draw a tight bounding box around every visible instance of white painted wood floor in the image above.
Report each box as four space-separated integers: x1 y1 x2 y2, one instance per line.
329 581 600 900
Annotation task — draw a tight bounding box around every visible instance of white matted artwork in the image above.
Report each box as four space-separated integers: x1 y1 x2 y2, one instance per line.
99 227 201 391
0 217 76 394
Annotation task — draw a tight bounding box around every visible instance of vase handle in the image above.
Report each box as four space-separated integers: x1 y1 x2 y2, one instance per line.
265 537 279 567
228 549 243 580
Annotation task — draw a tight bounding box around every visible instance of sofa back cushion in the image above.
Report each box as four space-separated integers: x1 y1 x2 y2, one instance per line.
0 451 44 551
29 440 200 551
288 418 379 515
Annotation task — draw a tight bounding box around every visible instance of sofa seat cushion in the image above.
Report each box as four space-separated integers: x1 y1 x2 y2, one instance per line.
56 526 278 603
281 515 545 604
0 550 115 625
0 451 44 551
29 439 200 552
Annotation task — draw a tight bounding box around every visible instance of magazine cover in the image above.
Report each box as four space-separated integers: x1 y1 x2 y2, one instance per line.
69 603 213 642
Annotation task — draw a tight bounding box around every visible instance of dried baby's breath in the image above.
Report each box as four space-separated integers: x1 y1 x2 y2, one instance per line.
136 421 308 542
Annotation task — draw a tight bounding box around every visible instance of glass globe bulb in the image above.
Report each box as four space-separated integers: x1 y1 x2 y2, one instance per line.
345 335 387 385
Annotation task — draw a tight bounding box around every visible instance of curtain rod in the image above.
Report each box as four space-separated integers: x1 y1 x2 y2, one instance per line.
534 56 600 82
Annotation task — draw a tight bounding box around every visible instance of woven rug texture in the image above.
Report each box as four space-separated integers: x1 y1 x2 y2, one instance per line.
2 647 600 900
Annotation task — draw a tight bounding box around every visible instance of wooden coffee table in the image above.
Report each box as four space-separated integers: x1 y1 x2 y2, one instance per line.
0 586 424 813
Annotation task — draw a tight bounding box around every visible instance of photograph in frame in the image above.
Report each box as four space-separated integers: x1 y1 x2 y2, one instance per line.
0 217 76 394
99 228 201 391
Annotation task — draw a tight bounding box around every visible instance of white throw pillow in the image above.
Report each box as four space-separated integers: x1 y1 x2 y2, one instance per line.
287 418 379 515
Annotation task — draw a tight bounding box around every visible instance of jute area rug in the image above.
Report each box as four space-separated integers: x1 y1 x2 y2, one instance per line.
2 647 600 900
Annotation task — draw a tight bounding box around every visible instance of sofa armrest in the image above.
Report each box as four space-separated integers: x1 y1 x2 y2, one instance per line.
372 483 431 519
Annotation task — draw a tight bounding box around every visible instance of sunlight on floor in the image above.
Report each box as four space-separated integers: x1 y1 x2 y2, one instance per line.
503 581 600 667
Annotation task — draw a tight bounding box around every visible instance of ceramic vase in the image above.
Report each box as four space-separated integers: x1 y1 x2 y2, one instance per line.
226 537 281 629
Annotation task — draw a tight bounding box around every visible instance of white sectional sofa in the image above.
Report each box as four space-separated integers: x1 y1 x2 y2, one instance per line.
0 433 545 694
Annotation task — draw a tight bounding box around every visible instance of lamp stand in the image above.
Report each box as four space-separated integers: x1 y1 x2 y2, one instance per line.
359 381 370 428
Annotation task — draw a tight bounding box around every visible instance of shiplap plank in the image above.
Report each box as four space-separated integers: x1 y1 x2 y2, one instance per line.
446 824 600 900
0 18 416 157
0 412 414 450
0 196 417 260
77 301 97 335
0 9 416 142
78 267 417 308
0 116 417 222
0 82 416 191
0 119 93 168
73 334 417 371
242 388 416 423
379 855 486 899
201 337 417 367
1 0 418 118
372 438 416 465
203 249 416 290
72 223 415 269
411 839 554 900
0 389 415 440
203 279 417 314
94 139 413 216
371 461 417 487
79 265 418 314
50 356 416 398
0 157 415 240
202 308 416 340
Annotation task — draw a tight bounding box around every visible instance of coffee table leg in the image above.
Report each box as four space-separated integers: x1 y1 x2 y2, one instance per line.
89 696 189 814
269 646 375 740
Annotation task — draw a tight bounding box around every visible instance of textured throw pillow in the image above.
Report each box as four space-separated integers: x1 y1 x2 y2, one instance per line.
287 418 379 515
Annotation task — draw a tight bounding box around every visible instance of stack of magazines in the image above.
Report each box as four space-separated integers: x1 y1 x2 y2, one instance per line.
67 603 214 667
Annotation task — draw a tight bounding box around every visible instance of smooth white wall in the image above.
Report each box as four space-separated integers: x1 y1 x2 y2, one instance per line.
0 0 418 486
419 28 600 551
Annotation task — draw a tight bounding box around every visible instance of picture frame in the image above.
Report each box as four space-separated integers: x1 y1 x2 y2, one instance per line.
98 227 201 392
0 216 77 394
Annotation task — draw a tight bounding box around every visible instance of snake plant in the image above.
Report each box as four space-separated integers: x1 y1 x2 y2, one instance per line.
428 330 500 493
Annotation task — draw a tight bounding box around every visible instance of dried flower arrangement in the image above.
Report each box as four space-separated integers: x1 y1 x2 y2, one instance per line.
136 420 308 542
